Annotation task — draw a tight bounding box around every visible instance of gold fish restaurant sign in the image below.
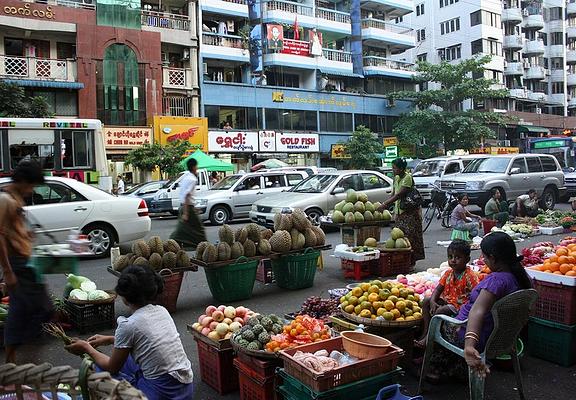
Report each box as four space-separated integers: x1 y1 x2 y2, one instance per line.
3 4 55 19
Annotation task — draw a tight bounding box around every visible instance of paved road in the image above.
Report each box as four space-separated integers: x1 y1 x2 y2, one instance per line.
7 207 576 400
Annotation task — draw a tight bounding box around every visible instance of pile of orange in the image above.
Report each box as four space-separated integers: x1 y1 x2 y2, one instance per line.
538 245 576 276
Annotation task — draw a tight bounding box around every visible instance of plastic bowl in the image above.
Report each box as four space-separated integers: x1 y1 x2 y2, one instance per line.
341 331 392 359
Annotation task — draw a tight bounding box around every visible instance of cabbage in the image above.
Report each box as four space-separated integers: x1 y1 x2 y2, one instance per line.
80 281 97 292
69 289 88 301
87 290 110 301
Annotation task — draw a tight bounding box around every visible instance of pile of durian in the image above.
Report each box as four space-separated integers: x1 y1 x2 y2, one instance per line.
113 237 190 272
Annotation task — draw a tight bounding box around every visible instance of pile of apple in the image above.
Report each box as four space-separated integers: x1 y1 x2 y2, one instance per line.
190 305 257 342
395 265 450 298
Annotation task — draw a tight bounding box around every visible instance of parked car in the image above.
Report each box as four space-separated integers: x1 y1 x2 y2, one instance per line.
259 166 337 176
195 170 308 224
122 180 167 209
0 176 151 257
413 155 488 203
436 154 566 209
150 169 211 215
249 170 394 227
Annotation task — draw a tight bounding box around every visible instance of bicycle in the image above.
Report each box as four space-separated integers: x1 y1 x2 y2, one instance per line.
422 184 460 232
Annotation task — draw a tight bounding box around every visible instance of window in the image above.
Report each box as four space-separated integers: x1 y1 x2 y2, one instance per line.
417 29 426 42
470 10 501 27
31 91 78 117
9 130 55 170
32 183 86 205
417 53 427 62
416 3 424 16
550 32 563 46
471 39 483 55
540 157 558 172
548 7 562 21
206 106 262 130
265 109 317 131
264 174 285 188
394 16 403 24
440 18 460 35
354 114 385 134
56 42 76 59
445 44 462 61
61 131 92 168
267 71 300 88
552 82 564 94
445 163 461 175
286 173 304 186
238 176 262 191
361 173 389 190
511 158 527 173
527 157 542 172
440 0 459 8
336 174 362 191
319 112 352 132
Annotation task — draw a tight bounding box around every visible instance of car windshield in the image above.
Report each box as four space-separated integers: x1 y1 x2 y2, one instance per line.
464 157 511 173
291 175 338 193
124 183 145 194
413 160 445 177
162 174 182 188
211 175 242 190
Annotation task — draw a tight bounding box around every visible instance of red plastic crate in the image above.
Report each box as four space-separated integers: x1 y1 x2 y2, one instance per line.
234 358 278 400
341 259 375 280
237 351 283 379
531 279 576 325
195 338 239 394
372 251 413 278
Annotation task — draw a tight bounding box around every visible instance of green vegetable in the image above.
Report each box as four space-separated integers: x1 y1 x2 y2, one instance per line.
67 274 90 290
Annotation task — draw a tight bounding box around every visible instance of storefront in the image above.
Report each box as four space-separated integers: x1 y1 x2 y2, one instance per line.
150 116 208 153
104 126 153 185
207 130 259 173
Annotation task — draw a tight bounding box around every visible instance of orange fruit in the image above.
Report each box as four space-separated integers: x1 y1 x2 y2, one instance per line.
556 248 569 256
567 256 575 264
549 262 560 272
560 264 572 274
566 270 576 277
554 271 563 275
538 265 547 271
558 256 569 264
549 255 559 263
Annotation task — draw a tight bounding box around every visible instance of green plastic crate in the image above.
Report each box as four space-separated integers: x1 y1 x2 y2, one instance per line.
29 254 79 277
204 257 258 302
276 367 401 400
271 249 320 290
527 317 576 367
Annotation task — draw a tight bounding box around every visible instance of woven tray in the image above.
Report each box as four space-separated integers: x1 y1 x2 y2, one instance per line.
339 308 422 328
66 290 117 305
187 325 233 350
230 331 279 360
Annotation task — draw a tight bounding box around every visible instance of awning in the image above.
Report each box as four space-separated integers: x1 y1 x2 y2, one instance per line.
319 68 363 78
2 79 84 89
179 149 235 172
516 125 550 135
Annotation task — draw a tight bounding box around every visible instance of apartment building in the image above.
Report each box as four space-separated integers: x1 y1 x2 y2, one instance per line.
198 0 417 166
399 0 576 120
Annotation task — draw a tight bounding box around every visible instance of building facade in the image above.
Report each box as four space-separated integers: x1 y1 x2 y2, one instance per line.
198 0 417 166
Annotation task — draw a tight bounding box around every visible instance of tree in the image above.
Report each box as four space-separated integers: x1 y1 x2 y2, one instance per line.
343 125 383 169
0 82 51 117
125 141 192 178
390 55 512 154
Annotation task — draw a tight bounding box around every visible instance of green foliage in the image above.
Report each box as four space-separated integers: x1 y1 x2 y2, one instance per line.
343 126 383 170
125 141 191 178
0 82 51 118
390 55 512 153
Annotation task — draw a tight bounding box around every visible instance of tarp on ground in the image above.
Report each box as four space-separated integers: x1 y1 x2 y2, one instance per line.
180 149 234 172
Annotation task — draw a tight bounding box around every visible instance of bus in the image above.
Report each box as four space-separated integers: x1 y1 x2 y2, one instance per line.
523 136 575 170
0 118 110 190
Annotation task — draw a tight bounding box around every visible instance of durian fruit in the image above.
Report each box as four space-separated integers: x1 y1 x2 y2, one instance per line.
270 230 292 253
176 250 190 268
147 236 164 256
311 226 326 246
258 239 272 255
113 255 130 271
273 213 283 231
218 225 235 245
304 228 317 247
162 252 177 269
290 229 305 250
149 253 163 271
129 254 138 264
164 239 181 254
235 227 248 244
231 241 244 259
132 240 151 259
243 239 257 257
196 241 210 260
292 208 311 231
277 214 293 231
133 256 149 267
260 228 273 240
202 244 218 263
217 242 232 261
245 223 262 243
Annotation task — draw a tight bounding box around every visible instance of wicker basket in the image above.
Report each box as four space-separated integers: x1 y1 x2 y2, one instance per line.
271 248 319 290
156 269 184 313
204 257 259 302
340 331 392 359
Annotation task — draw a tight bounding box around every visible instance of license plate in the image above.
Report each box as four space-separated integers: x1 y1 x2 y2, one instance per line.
257 216 266 224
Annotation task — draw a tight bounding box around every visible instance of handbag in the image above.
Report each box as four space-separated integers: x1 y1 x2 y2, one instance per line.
399 176 422 211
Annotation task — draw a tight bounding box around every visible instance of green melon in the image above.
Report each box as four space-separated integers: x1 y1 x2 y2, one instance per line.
354 201 366 213
346 189 358 203
344 212 355 224
342 202 355 214
354 211 365 222
332 210 345 223
364 211 374 221
365 201 375 213
334 200 346 212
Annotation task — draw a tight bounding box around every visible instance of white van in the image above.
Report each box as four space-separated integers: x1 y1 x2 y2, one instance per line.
149 169 210 215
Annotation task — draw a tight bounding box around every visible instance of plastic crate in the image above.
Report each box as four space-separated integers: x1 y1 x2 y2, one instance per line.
64 299 115 334
234 358 277 400
527 317 576 367
530 279 576 325
204 258 259 302
237 351 283 379
279 336 404 392
277 367 401 400
341 225 381 246
195 337 239 394
341 259 375 281
271 249 319 290
256 259 274 284
373 251 413 277
156 271 184 313
30 254 79 277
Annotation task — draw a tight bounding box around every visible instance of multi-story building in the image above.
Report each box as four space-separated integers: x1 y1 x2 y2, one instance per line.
198 0 417 167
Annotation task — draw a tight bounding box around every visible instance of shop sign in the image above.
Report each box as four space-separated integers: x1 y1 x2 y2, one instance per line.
208 131 258 152
3 4 55 19
384 146 398 159
281 39 310 56
104 127 152 149
151 116 208 152
275 133 319 152
383 137 398 146
330 144 350 159
259 131 276 152
470 147 519 155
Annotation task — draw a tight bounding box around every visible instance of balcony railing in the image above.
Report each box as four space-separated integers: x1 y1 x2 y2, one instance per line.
363 56 415 71
202 32 244 49
55 0 96 10
322 48 351 63
141 10 189 31
0 55 76 81
163 67 196 89
263 0 313 16
221 0 246 3
361 18 412 35
163 96 194 117
316 7 350 23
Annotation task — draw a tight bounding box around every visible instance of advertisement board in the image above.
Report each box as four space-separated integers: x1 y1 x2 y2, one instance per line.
275 133 319 152
208 131 258 152
104 126 152 149
150 116 208 152
258 130 276 152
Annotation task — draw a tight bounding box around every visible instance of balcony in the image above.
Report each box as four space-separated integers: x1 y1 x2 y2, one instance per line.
525 65 545 80
523 14 544 30
549 69 565 82
568 73 576 87
568 26 576 40
363 56 416 79
0 55 77 82
548 93 566 105
509 88 529 99
263 42 354 74
141 10 189 31
502 7 522 24
568 50 576 64
53 0 95 10
504 61 524 75
503 34 523 50
199 0 248 17
163 68 197 90
569 97 576 108
360 0 414 17
163 95 195 117
322 48 352 63
547 20 564 33
316 8 350 24
528 92 547 102
569 1 576 16
523 39 544 56
361 19 415 51
548 45 565 59
201 32 248 62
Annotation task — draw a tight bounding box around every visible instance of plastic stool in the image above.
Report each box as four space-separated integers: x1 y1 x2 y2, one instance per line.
451 229 471 242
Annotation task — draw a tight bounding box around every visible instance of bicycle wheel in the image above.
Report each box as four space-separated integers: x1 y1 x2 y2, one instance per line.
441 200 458 228
422 205 437 232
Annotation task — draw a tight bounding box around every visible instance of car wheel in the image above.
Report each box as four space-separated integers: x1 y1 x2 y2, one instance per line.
83 224 115 257
210 206 230 225
305 208 323 226
542 187 556 210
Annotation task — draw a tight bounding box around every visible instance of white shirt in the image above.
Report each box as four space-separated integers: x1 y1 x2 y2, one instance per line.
117 179 125 195
179 171 197 205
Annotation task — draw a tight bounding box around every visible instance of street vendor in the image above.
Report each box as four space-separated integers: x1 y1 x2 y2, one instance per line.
0 160 53 363
512 189 541 218
484 188 509 226
65 265 194 400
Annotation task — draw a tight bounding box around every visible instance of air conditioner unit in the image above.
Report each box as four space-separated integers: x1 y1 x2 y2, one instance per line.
202 62 208 74
536 107 542 114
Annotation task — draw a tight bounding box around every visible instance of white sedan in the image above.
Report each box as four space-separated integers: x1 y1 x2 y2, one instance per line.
0 176 151 257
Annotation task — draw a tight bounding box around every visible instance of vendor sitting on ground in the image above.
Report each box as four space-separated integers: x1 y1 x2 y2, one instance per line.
65 265 194 400
484 188 509 226
512 189 541 218
450 194 481 237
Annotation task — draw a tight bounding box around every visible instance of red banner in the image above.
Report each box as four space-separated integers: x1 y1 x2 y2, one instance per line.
281 38 310 56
